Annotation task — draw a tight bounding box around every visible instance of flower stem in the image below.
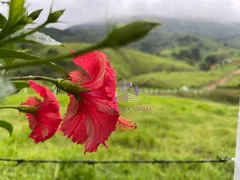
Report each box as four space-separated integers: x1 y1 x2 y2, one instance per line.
10 76 58 84
0 106 20 110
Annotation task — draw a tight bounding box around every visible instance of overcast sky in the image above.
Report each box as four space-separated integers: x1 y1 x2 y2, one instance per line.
1 0 240 29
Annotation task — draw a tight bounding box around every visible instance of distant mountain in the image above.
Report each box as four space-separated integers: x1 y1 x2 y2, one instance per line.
40 28 74 42
41 16 240 53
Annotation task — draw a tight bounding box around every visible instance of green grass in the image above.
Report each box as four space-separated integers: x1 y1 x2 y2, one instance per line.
0 92 237 179
130 65 237 89
219 74 240 88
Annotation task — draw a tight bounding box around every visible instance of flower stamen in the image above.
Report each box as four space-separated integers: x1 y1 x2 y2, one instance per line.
117 116 137 131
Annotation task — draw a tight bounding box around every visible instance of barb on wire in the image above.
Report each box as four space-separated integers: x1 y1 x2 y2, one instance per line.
0 1 9 5
0 157 233 165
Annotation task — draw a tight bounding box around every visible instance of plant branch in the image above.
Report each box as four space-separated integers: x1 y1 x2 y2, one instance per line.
0 42 104 70
0 106 20 110
10 76 58 84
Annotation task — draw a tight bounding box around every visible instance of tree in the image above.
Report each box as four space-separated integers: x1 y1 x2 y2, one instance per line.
190 47 201 61
199 62 210 71
205 55 218 65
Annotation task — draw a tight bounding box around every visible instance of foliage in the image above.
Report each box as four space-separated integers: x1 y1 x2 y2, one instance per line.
0 93 236 179
199 62 210 71
172 47 201 62
0 120 13 135
0 1 239 179
205 55 218 65
130 65 236 89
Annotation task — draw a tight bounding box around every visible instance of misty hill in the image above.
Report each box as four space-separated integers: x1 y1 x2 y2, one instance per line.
41 16 240 53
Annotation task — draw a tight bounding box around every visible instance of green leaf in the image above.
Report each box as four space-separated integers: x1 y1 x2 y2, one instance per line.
0 0 26 39
0 48 68 74
28 9 43 21
24 32 62 45
0 42 101 70
47 10 65 23
0 14 7 29
102 21 160 48
0 48 42 60
0 43 16 65
0 120 13 136
12 81 29 90
8 0 25 26
48 62 69 77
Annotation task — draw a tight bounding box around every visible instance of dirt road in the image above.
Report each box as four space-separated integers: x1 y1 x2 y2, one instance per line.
204 69 240 91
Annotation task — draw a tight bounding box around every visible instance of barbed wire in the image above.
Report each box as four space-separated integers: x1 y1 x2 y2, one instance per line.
0 157 233 166
0 1 9 5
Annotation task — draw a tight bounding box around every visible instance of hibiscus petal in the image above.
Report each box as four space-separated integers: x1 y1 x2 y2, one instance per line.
60 96 88 143
28 123 50 143
21 96 41 106
69 70 89 84
61 94 119 153
84 104 119 153
28 80 55 103
25 113 38 131
71 51 107 89
104 65 117 99
35 112 62 142
21 96 41 132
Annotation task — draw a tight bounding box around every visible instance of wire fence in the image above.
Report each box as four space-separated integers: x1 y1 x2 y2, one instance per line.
0 1 8 4
0 157 233 166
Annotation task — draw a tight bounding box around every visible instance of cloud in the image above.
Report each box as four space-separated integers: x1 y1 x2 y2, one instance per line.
0 0 240 29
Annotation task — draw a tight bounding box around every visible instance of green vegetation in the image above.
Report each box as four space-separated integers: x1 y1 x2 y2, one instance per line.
159 36 224 57
3 3 240 180
219 74 240 88
13 42 193 79
0 93 237 179
130 65 236 89
158 35 239 69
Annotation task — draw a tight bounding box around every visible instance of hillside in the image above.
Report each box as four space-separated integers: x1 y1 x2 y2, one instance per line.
130 65 237 89
157 35 239 67
226 36 240 49
40 16 240 54
14 42 193 79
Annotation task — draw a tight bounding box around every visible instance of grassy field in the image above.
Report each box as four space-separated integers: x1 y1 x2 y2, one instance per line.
0 92 237 180
130 65 237 89
219 74 240 88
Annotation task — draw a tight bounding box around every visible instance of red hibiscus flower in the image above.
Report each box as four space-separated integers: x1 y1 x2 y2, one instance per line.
60 51 136 153
21 80 62 143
